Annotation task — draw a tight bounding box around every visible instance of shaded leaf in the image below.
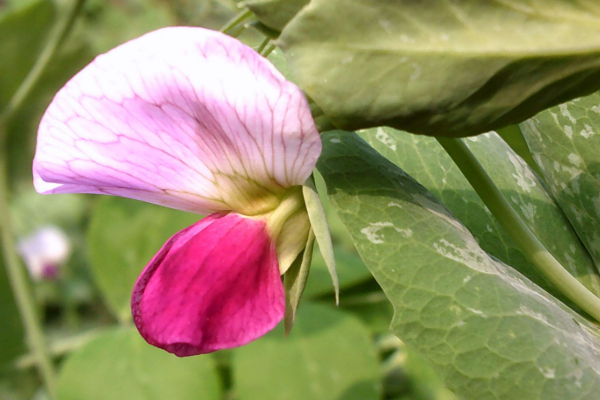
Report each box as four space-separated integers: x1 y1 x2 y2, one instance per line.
233 303 381 400
247 0 308 32
279 0 600 136
318 130 600 400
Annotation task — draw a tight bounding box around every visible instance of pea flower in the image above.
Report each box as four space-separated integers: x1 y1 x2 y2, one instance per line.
18 225 71 281
33 27 321 356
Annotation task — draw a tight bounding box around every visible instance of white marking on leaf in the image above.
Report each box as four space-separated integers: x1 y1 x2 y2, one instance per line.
560 104 576 123
361 222 393 244
375 128 397 151
564 125 573 139
568 153 582 167
581 124 595 138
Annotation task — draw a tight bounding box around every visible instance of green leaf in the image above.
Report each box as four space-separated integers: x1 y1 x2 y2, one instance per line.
521 92 600 272
247 0 308 32
303 176 339 302
0 256 25 368
87 197 200 321
233 303 381 400
284 230 315 334
278 0 600 137
303 245 371 298
318 131 600 400
56 327 221 400
0 0 54 109
496 125 541 176
359 127 600 305
4 3 94 184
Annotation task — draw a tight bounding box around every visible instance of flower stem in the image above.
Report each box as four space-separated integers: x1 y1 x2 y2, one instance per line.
220 9 253 34
0 149 57 398
0 0 86 137
256 37 270 54
261 44 276 58
437 137 600 322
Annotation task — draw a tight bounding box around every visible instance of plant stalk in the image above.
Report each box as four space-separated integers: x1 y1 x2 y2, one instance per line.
437 137 600 322
220 9 253 34
0 1 87 396
0 150 57 398
0 0 86 136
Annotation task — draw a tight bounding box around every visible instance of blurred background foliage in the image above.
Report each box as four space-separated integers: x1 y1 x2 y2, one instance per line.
0 1 456 399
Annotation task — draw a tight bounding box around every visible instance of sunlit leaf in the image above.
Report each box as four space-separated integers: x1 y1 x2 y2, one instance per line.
360 127 600 307
318 130 600 400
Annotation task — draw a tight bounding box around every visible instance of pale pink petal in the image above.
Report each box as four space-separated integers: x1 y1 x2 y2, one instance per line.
34 27 321 214
131 212 284 356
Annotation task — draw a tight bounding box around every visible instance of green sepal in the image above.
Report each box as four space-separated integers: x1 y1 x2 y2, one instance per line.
303 175 339 303
283 230 315 335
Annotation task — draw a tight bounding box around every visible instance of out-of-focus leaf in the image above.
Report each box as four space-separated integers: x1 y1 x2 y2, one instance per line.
304 245 370 298
318 131 600 400
164 0 233 29
233 303 381 400
247 0 308 32
279 0 600 137
56 327 221 400
267 48 295 82
360 127 600 307
521 92 600 272
5 3 94 184
0 256 25 368
0 0 54 108
11 187 88 236
81 0 175 54
87 197 200 321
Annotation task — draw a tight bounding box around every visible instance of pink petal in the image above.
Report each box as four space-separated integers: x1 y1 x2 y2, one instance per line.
34 27 321 215
132 212 284 356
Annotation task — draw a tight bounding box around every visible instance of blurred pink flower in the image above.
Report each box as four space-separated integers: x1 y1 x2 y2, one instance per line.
18 225 71 281
33 27 321 356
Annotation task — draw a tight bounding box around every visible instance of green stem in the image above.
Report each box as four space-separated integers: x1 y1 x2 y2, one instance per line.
0 0 86 142
220 9 253 34
261 43 276 58
0 150 56 398
256 37 270 54
437 137 600 322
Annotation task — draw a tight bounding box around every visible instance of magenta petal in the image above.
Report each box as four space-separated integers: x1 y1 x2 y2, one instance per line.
132 212 284 356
